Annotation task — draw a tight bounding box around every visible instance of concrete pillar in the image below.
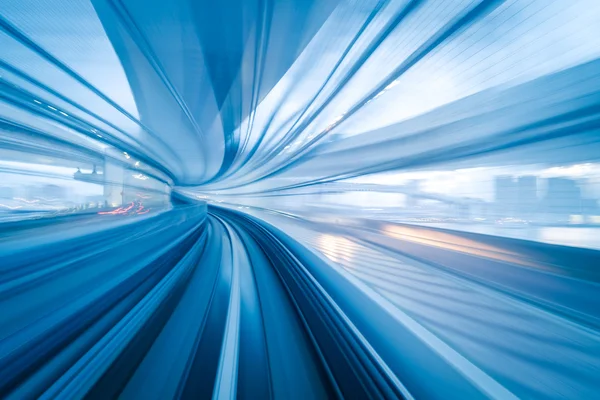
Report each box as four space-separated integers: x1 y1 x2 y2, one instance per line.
103 160 124 207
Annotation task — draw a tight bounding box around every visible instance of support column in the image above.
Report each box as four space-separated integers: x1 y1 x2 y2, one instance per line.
103 159 124 208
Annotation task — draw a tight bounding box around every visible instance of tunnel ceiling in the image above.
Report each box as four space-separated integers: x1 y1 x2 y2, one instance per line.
1 0 600 192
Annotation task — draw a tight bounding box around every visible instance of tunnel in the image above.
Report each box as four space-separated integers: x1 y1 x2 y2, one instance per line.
1 0 600 398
